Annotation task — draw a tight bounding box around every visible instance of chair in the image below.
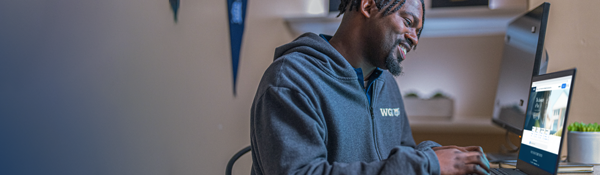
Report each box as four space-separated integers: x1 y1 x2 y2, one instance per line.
226 145 251 175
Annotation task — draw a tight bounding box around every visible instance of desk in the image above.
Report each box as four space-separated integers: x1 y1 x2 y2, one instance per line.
411 118 521 153
410 118 599 174
490 163 600 175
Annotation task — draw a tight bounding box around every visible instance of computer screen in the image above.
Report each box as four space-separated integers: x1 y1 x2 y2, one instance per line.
492 2 550 135
518 70 575 175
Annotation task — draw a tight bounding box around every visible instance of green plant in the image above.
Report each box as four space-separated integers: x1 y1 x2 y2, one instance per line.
404 92 419 98
430 92 447 99
567 122 600 132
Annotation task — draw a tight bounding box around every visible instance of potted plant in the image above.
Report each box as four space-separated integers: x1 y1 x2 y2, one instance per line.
567 122 600 164
403 91 454 120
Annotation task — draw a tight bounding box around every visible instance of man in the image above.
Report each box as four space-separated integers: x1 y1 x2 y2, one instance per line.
250 0 491 174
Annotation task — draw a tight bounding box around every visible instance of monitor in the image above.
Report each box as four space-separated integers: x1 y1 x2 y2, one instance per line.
492 2 550 136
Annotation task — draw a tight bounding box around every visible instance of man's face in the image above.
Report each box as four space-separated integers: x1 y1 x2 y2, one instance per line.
364 0 423 76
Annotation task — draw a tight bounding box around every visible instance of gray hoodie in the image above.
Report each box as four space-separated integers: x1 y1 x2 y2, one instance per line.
250 33 441 175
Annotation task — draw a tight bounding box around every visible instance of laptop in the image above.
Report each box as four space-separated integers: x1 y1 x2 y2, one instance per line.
491 69 577 175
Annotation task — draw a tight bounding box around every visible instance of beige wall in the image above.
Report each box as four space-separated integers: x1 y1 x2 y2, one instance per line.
0 0 301 174
399 0 600 124
395 35 505 118
527 0 600 125
527 0 600 158
407 0 600 157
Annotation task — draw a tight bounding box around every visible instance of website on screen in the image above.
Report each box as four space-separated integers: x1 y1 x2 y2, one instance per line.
519 76 572 173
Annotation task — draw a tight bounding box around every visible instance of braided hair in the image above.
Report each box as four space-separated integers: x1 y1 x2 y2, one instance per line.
337 0 425 39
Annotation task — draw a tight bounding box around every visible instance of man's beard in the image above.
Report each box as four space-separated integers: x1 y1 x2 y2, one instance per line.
385 47 403 76
365 37 404 76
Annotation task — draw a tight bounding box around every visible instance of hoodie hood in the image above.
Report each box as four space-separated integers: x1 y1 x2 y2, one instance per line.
273 33 357 79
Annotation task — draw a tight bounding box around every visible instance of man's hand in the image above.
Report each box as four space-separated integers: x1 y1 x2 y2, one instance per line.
434 146 490 175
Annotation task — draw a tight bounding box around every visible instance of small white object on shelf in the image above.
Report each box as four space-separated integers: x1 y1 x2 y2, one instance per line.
404 97 453 120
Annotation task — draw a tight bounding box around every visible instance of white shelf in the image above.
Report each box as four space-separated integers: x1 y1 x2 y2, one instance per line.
284 14 342 37
284 7 526 38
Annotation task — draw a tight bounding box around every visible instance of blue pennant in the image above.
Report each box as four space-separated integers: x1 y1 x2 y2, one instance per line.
169 0 180 22
227 0 247 96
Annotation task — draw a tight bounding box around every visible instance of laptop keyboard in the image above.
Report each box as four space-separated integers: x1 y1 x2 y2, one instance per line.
490 168 527 175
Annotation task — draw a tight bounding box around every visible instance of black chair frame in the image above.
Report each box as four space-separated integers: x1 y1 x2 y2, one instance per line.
225 145 251 175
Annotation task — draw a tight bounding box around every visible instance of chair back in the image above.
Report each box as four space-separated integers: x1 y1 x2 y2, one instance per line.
225 145 251 175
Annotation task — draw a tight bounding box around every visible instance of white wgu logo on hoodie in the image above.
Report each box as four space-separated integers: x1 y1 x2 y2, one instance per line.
379 108 400 117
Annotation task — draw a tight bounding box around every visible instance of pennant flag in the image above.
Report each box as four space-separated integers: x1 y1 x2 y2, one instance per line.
169 0 180 22
227 0 247 96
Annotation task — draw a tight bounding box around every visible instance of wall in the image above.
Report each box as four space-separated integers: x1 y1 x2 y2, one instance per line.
396 35 505 118
527 0 600 125
0 0 308 174
400 0 600 123
406 0 600 155
527 0 600 158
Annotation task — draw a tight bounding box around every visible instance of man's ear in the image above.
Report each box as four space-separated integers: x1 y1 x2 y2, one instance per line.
359 0 378 18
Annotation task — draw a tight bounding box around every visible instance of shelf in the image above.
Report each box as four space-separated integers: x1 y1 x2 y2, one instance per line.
284 14 342 37
284 7 526 38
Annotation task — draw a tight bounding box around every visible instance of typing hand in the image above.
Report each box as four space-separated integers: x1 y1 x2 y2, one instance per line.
434 146 491 175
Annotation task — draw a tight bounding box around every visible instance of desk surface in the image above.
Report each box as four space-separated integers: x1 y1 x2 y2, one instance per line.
490 163 599 175
409 117 505 134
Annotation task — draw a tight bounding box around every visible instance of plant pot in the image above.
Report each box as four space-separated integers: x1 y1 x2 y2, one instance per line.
403 98 453 120
567 131 600 164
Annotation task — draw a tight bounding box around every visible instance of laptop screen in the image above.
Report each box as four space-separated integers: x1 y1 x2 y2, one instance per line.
519 73 574 174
